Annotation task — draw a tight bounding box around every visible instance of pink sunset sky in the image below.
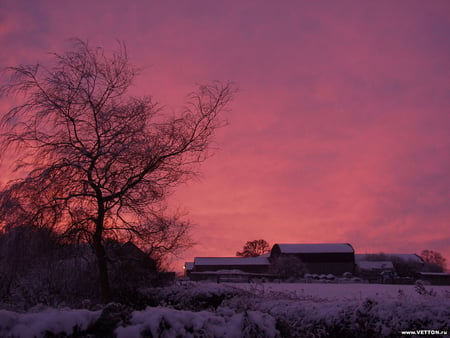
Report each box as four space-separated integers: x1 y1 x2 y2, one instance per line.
1 1 449 270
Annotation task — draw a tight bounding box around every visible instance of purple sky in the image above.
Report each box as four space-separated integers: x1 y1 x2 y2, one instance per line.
1 1 450 270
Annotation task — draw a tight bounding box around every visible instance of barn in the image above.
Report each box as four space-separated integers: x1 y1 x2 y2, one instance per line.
356 253 424 278
192 256 271 273
189 256 271 281
270 243 355 275
418 272 450 285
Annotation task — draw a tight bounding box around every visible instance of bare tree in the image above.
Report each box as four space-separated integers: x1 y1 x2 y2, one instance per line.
236 239 271 257
0 39 234 301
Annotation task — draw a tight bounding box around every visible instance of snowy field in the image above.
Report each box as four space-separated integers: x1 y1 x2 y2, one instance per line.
230 281 450 301
1 281 449 337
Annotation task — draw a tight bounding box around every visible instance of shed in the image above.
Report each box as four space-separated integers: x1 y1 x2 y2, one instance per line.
418 272 450 285
270 243 355 275
357 260 396 282
184 262 194 277
355 253 424 277
356 253 424 265
192 256 270 274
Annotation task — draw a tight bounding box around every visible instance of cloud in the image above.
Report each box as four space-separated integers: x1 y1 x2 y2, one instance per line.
2 0 450 268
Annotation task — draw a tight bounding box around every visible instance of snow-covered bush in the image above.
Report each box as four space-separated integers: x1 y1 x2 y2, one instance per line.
0 308 100 338
1 283 449 337
137 283 248 311
414 280 437 296
115 307 278 338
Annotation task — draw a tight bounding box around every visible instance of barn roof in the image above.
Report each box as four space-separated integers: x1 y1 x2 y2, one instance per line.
273 243 354 254
419 272 450 276
355 253 424 264
194 256 270 266
358 261 394 271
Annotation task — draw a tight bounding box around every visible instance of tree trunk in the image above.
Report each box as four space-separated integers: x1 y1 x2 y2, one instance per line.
93 228 111 302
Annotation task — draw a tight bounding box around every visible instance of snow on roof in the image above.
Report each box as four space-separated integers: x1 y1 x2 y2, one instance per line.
358 261 394 271
274 243 354 254
355 254 424 264
419 272 450 276
194 256 270 266
190 269 254 275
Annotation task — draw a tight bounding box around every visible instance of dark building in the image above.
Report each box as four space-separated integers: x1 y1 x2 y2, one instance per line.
186 244 356 281
184 262 194 277
189 256 271 281
192 256 271 273
356 260 396 283
418 272 450 285
270 243 355 275
108 241 157 271
355 253 424 278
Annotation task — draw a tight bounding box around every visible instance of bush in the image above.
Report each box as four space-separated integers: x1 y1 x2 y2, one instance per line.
269 256 308 279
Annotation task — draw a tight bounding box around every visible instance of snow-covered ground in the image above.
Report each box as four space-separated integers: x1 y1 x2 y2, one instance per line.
231 281 450 301
1 282 449 337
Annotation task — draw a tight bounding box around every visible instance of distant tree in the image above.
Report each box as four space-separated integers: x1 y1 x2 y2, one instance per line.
0 39 235 301
421 250 447 272
236 239 270 257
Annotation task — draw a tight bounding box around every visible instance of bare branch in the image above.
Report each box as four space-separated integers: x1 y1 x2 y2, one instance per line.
0 39 235 300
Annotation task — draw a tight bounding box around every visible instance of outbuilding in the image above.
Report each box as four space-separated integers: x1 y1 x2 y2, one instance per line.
270 243 355 275
189 256 272 281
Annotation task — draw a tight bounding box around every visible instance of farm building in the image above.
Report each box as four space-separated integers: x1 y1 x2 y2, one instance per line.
355 253 424 278
418 272 450 285
184 262 194 277
270 243 355 275
356 260 396 283
356 253 424 266
187 243 356 280
184 244 435 283
192 256 271 273
188 256 271 281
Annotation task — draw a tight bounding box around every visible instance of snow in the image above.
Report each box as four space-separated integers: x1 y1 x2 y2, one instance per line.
419 272 450 276
194 256 270 266
191 269 256 275
231 282 450 301
274 243 354 254
355 253 424 264
1 282 449 337
0 308 100 338
115 307 276 338
357 261 394 270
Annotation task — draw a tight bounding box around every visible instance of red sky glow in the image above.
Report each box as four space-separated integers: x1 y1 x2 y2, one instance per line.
1 1 450 270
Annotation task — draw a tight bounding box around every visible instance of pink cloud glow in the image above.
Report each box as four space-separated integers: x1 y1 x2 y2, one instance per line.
1 1 450 270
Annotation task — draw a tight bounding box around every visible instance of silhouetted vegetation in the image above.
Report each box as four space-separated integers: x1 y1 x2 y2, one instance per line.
269 255 308 279
0 39 234 301
0 224 176 308
421 249 447 272
236 239 270 257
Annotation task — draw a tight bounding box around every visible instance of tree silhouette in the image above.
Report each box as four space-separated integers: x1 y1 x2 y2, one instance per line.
236 239 270 257
421 249 447 272
0 39 235 301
